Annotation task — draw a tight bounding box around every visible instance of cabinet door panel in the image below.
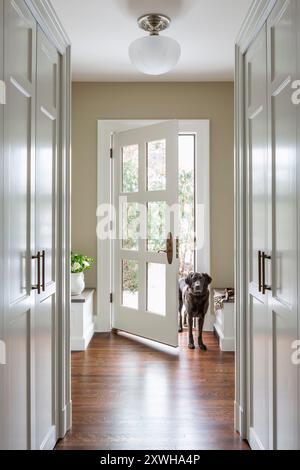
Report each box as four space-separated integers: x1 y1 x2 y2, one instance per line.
35 26 59 450
3 0 36 450
246 24 270 450
268 0 298 450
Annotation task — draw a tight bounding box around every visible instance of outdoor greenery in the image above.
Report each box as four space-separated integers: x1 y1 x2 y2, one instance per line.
122 260 139 294
121 144 195 294
178 169 195 276
71 252 94 274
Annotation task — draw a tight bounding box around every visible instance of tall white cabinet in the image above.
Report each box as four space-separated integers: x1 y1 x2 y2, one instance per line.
236 0 300 450
0 0 71 450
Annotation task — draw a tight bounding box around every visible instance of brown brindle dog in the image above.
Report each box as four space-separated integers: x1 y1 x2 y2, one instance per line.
178 272 212 350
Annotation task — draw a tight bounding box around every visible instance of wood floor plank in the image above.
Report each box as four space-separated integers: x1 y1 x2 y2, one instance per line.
56 331 249 450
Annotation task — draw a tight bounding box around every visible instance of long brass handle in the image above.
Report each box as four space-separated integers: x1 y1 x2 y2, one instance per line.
32 252 41 294
258 251 262 292
158 233 173 265
262 252 271 295
41 250 46 292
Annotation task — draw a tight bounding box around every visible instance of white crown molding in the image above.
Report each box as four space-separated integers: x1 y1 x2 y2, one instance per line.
24 0 71 53
236 0 276 52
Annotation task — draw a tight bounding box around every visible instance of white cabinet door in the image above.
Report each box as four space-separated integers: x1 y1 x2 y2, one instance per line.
113 121 179 347
34 26 59 450
246 25 270 450
267 0 298 450
3 0 36 450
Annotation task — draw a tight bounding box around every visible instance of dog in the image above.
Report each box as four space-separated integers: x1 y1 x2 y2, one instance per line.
178 272 212 350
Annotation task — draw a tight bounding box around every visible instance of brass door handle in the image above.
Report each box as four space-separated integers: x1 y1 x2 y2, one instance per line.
32 252 41 294
158 233 173 265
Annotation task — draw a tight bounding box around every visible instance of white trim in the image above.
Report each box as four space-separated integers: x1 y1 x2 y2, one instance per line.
97 119 210 333
0 0 4 449
24 0 70 53
40 426 56 451
249 428 265 450
234 0 277 444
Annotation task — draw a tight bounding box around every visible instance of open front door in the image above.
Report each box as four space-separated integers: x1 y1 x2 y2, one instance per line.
113 121 179 347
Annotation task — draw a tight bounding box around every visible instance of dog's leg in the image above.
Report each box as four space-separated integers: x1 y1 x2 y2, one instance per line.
198 316 207 351
183 309 188 327
188 315 195 350
178 290 183 333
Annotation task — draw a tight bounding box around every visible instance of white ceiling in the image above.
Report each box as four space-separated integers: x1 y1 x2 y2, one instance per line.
51 0 253 82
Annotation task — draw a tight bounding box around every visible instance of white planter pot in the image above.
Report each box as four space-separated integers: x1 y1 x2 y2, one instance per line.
71 272 85 296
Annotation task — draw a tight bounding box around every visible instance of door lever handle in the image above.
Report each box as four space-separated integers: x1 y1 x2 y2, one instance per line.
32 252 41 294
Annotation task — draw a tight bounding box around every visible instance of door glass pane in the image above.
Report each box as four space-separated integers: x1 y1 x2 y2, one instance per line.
122 260 139 309
122 202 140 251
122 144 138 193
147 263 166 316
178 134 195 276
147 201 166 252
147 139 166 191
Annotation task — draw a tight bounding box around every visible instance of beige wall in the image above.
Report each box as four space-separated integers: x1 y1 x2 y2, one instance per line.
72 82 234 291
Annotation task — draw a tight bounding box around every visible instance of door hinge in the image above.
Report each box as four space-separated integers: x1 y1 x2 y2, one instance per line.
110 293 113 304
110 220 113 232
0 80 6 105
110 147 113 159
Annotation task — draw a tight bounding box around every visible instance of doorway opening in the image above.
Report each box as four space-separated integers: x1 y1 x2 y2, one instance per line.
97 119 211 338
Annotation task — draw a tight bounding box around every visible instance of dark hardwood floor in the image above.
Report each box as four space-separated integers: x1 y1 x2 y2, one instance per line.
56 330 249 450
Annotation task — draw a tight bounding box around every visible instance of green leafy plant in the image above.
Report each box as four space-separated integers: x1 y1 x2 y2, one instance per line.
71 252 94 274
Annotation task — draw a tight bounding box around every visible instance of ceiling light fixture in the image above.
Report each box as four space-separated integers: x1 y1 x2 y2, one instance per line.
129 14 181 76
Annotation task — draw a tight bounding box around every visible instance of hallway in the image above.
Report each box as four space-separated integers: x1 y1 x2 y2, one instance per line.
56 332 249 450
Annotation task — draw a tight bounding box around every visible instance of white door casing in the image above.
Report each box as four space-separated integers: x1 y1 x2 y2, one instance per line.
97 120 210 335
113 121 179 347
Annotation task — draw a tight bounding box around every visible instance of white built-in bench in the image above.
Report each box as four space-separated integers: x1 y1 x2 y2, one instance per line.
71 289 95 351
213 289 235 352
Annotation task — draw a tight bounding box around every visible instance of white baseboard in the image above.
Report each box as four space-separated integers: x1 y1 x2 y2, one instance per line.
71 323 94 351
234 401 247 438
40 426 56 450
59 400 72 439
249 427 265 450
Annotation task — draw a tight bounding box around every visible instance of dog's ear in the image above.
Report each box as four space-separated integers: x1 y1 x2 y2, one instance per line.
205 274 212 285
186 272 194 287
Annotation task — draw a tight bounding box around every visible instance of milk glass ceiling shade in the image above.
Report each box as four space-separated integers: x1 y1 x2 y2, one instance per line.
129 14 181 76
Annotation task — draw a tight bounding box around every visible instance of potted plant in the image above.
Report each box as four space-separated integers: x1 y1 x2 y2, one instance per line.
71 252 94 296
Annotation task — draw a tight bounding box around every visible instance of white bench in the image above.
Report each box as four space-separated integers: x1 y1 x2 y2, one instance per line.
71 289 95 351
213 289 235 352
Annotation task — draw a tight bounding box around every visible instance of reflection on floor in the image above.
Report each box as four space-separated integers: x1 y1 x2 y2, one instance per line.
56 331 249 450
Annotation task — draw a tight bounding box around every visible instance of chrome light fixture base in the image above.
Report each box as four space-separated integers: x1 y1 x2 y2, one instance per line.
137 14 171 36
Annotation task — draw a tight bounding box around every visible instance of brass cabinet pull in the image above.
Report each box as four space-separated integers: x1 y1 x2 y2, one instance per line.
258 251 262 292
158 232 173 265
262 251 272 295
41 250 46 292
32 252 41 294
